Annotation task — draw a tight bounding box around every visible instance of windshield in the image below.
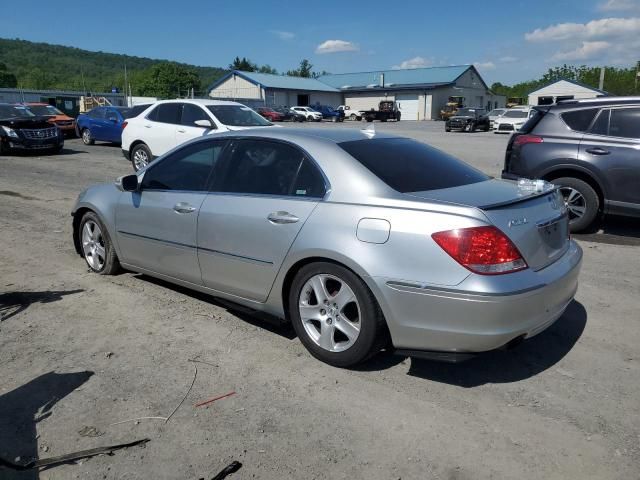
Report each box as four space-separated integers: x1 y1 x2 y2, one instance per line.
339 138 488 193
488 109 505 116
207 105 272 126
0 105 35 119
454 108 476 116
27 105 64 116
503 110 529 118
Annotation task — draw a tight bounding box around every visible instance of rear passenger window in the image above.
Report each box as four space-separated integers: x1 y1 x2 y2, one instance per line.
152 103 182 124
609 108 640 139
219 140 325 197
589 109 610 136
181 104 213 127
561 108 599 132
87 108 105 119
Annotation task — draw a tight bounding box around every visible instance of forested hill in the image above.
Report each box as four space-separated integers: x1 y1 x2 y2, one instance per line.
0 38 226 94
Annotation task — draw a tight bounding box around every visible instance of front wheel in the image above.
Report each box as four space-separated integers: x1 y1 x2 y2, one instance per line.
554 177 600 232
349 114 357 121
289 262 387 367
131 143 152 171
79 212 120 275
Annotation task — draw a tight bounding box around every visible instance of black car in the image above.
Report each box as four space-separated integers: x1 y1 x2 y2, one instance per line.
273 106 304 122
502 97 640 232
0 104 64 154
445 107 490 132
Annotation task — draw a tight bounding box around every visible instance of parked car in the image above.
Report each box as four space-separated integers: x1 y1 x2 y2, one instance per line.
494 107 534 134
0 103 64 154
22 103 76 137
256 107 284 122
502 96 640 232
445 108 489 132
76 106 146 146
311 105 344 122
273 106 303 122
363 101 401 122
487 108 507 129
337 105 364 121
290 107 322 121
71 127 582 367
122 99 275 171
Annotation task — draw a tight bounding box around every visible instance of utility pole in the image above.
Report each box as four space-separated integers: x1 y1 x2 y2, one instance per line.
123 64 128 106
599 67 605 91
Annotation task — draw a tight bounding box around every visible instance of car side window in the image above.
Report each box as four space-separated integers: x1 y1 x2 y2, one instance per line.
141 140 227 192
88 108 104 119
589 109 610 136
609 108 640 139
154 103 182 124
181 103 213 127
106 109 119 122
561 108 599 132
218 139 325 198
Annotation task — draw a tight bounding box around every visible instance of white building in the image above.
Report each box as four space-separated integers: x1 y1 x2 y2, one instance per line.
527 79 606 106
208 65 505 121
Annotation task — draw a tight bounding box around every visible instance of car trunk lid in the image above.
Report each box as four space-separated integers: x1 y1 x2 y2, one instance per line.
407 179 570 271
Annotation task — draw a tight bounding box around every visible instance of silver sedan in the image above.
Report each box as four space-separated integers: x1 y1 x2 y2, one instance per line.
72 128 582 367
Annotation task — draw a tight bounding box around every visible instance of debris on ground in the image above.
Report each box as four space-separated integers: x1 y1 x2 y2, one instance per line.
195 391 236 408
0 438 150 471
78 425 104 437
200 460 242 480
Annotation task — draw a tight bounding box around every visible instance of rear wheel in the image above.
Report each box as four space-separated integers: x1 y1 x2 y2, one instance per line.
350 114 357 121
81 128 95 145
79 212 120 275
554 177 600 232
289 262 387 367
131 143 152 172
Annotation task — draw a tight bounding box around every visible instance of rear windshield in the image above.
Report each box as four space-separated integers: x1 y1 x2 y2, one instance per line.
503 110 528 118
338 138 488 193
125 104 150 118
207 105 272 126
519 108 546 134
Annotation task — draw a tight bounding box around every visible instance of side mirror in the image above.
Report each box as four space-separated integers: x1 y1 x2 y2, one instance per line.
118 174 139 192
194 119 213 128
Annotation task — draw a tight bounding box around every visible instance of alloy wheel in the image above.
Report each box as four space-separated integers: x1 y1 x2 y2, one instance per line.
81 220 106 271
560 186 586 220
82 129 91 144
299 274 361 352
133 148 149 170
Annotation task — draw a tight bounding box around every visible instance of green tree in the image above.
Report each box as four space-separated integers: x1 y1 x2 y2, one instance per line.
136 62 200 98
229 57 257 72
0 62 17 88
258 64 278 74
287 59 313 78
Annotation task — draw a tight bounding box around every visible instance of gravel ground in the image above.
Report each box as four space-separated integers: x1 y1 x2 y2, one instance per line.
1 121 639 480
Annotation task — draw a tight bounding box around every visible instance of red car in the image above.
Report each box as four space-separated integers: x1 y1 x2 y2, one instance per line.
256 107 283 122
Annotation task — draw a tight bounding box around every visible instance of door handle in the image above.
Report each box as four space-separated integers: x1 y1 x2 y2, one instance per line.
173 202 196 214
144 124 152 128
267 211 299 224
585 147 610 155
177 129 186 133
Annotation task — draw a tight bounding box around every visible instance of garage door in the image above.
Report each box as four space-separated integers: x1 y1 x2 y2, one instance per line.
344 94 387 112
396 93 419 121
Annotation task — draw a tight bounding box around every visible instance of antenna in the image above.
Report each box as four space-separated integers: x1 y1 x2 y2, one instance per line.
362 122 376 138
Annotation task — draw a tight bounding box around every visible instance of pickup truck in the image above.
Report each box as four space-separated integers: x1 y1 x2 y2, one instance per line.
336 105 364 121
363 101 401 122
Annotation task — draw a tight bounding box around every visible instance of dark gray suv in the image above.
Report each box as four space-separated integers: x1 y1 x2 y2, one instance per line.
502 97 640 232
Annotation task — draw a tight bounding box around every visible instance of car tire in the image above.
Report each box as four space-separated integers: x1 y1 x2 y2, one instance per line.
131 143 152 172
553 177 600 233
332 116 338 123
79 211 120 275
350 114 357 121
81 128 95 145
466 122 475 132
289 262 388 368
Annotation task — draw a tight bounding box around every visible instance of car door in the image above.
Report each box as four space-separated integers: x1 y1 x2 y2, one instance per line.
579 107 640 210
176 103 216 147
115 139 227 284
141 103 182 156
104 108 123 143
198 138 327 301
87 108 106 139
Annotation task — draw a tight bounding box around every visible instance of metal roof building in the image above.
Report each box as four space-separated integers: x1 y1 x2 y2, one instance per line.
527 79 607 106
208 65 505 120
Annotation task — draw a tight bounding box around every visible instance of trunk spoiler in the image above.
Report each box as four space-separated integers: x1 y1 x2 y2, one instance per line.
480 184 560 210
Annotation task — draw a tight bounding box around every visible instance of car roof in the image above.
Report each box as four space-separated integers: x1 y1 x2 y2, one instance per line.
153 99 243 107
547 96 640 111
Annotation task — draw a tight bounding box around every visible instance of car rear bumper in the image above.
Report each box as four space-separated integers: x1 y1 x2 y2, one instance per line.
372 240 582 354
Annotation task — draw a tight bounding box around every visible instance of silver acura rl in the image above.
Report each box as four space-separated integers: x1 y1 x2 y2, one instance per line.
72 128 582 367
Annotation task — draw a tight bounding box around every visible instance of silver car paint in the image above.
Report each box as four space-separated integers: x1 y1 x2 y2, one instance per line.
73 127 583 354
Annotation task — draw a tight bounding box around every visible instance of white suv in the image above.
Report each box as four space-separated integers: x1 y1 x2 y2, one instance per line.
122 99 274 170
290 106 322 121
337 105 364 121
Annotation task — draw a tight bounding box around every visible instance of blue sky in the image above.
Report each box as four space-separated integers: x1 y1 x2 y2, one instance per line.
2 0 639 85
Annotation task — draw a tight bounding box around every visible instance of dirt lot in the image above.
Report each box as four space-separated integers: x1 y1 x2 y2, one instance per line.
1 122 639 480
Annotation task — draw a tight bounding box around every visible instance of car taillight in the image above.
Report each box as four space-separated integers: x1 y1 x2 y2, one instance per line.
122 121 128 129
513 134 543 147
431 226 527 275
